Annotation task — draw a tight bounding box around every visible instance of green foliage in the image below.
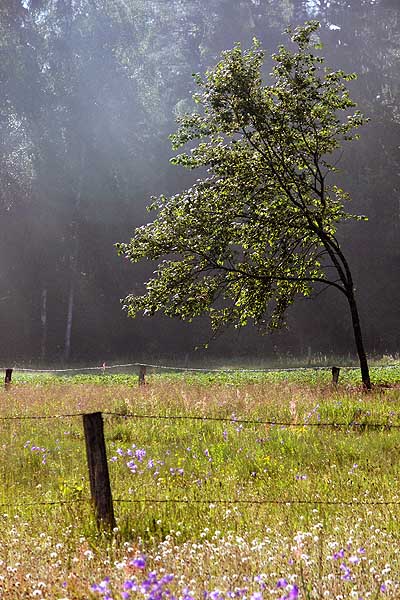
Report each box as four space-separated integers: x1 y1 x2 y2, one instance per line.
118 21 367 335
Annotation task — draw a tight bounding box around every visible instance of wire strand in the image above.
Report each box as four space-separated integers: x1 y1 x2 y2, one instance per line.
0 497 399 509
0 410 397 429
4 362 399 374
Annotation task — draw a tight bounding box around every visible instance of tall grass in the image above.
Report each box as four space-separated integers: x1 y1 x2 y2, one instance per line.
0 372 399 598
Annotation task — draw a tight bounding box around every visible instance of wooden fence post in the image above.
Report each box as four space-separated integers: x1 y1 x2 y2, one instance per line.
139 365 146 386
83 412 116 531
5 369 13 389
332 366 340 386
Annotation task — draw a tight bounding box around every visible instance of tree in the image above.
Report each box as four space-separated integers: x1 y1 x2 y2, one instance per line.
117 21 372 389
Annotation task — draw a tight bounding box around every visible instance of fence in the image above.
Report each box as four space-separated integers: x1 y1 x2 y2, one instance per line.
2 360 400 388
1 405 400 531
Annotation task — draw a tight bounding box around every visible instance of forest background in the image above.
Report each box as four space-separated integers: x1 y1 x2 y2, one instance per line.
1 0 399 365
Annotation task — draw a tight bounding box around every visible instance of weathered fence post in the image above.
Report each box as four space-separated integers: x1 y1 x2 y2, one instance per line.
83 412 116 531
5 369 13 389
139 364 146 386
332 366 340 386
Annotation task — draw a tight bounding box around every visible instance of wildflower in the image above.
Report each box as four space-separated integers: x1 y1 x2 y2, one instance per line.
288 585 299 600
126 460 137 473
209 590 224 600
130 556 146 569
135 448 146 462
123 580 137 592
340 563 352 581
91 577 112 597
276 581 298 600
182 588 195 600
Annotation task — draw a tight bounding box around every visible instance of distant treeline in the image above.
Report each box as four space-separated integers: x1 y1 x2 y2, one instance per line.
0 0 398 362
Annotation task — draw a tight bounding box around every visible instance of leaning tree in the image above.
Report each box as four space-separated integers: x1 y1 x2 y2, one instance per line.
117 21 372 389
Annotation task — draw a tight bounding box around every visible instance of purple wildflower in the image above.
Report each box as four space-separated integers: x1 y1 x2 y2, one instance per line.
135 448 146 462
349 555 359 564
91 577 111 596
123 580 137 591
340 563 352 581
130 556 146 569
126 460 137 473
277 581 298 600
209 591 224 600
288 585 299 600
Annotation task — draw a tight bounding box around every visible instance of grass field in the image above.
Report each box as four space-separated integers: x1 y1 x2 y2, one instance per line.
0 365 399 599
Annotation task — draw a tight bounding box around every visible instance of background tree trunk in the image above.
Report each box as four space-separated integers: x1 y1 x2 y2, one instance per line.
63 144 85 363
40 287 47 360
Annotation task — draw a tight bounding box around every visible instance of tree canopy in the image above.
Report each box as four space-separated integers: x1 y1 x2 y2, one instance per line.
118 21 372 387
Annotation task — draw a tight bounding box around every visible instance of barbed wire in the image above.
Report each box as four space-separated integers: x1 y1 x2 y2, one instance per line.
0 410 398 429
0 498 87 508
104 412 400 429
0 496 399 509
113 498 400 506
0 412 84 420
3 362 400 374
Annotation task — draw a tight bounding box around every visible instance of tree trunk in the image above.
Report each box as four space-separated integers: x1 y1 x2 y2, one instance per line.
346 287 371 390
320 234 371 390
64 281 74 362
40 287 47 360
63 143 85 363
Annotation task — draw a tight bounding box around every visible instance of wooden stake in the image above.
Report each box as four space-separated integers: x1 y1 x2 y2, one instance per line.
5 369 13 389
83 412 116 531
332 366 340 386
139 365 146 386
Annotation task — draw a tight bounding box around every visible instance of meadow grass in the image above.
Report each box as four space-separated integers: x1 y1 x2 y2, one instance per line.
0 369 399 598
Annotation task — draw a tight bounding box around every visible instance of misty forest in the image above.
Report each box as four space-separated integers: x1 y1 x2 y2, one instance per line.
1 0 399 366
